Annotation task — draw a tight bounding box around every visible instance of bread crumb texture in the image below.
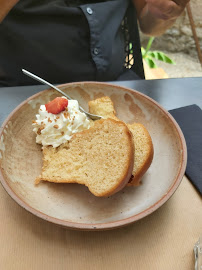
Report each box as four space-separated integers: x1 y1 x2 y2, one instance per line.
36 119 134 197
89 96 117 119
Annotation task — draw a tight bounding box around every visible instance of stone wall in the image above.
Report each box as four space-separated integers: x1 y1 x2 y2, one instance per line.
140 0 202 57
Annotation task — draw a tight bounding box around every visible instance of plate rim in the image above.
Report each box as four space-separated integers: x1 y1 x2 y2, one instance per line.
0 81 187 230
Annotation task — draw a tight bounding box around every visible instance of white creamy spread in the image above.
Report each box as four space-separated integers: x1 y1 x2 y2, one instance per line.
32 98 90 147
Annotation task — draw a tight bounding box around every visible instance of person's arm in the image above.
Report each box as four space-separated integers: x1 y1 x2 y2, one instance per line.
133 0 190 36
0 0 19 23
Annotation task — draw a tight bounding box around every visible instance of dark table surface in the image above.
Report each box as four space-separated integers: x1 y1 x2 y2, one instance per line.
0 77 202 126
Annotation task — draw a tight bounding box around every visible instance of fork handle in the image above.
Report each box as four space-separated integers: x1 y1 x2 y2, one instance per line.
22 69 88 113
22 69 102 120
22 69 72 99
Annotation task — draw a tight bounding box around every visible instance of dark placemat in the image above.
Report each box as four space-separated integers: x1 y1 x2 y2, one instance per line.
169 105 202 195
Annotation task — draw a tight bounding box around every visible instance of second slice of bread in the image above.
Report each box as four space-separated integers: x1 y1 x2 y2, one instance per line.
36 119 134 197
89 96 154 186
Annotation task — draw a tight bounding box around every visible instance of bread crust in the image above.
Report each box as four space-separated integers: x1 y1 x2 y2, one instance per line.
99 120 134 196
36 119 134 197
89 97 154 186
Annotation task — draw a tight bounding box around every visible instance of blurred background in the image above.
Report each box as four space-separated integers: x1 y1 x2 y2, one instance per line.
140 1 202 79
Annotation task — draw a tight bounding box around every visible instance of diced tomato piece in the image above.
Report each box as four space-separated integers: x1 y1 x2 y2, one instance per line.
45 97 68 114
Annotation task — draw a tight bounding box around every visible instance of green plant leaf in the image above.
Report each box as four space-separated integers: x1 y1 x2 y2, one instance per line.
161 53 176 64
147 51 176 64
145 56 158 69
148 51 163 61
129 43 133 50
129 43 133 54
144 37 155 55
141 47 146 57
141 36 176 67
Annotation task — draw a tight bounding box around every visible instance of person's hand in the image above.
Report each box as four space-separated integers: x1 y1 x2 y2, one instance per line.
0 0 20 23
145 0 190 21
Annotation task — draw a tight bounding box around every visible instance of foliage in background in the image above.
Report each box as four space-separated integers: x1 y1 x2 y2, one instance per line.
141 37 176 69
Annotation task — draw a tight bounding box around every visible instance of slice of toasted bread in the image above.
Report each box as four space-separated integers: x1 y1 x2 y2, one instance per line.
88 96 154 186
36 119 134 197
88 96 116 119
127 123 153 186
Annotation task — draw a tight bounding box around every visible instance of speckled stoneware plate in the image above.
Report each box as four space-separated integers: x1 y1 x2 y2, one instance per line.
0 82 187 230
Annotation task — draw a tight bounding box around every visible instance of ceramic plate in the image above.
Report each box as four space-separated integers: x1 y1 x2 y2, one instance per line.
0 82 187 230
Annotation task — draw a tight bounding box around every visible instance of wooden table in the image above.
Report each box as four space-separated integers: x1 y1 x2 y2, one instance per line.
0 78 202 270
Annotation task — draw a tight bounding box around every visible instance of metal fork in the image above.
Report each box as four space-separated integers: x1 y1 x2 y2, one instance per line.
22 69 102 120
